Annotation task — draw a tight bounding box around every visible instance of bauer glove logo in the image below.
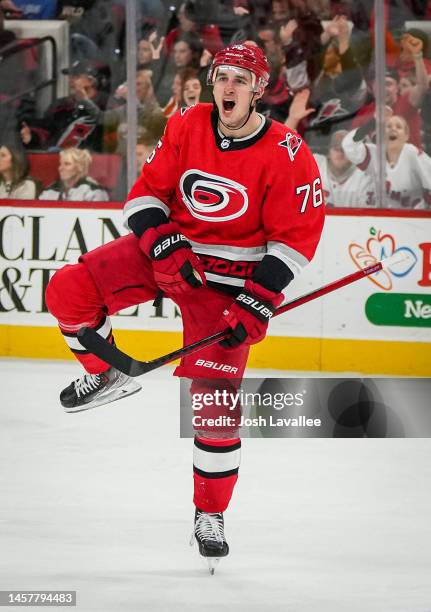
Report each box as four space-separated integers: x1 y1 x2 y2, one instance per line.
151 233 190 260
236 292 275 321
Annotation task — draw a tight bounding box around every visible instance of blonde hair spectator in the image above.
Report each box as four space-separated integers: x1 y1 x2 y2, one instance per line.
61 147 92 179
39 147 109 202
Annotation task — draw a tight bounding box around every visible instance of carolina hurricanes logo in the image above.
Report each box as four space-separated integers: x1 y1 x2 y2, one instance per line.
310 98 348 126
180 169 248 222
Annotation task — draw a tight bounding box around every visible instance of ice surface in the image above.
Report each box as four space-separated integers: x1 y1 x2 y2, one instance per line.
1 359 431 612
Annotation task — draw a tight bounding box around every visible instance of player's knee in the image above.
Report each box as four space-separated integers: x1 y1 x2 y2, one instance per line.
45 264 86 319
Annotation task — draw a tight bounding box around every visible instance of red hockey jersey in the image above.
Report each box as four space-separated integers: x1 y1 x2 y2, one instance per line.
125 103 324 291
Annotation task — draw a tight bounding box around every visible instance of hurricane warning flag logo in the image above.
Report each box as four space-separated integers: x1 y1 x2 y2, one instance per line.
180 169 248 222
278 133 302 161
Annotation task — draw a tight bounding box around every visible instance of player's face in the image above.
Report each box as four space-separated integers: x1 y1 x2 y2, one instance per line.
213 66 257 128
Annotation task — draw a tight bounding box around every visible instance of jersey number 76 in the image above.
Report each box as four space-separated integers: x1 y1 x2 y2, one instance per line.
296 178 323 213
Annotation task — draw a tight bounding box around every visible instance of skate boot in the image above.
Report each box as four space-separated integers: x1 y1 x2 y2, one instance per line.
60 367 141 412
191 508 229 574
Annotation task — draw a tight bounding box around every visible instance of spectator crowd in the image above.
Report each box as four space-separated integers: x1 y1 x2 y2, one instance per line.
0 0 430 208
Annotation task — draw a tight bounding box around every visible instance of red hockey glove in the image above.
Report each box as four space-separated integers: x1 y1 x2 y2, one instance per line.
140 222 206 296
220 280 284 349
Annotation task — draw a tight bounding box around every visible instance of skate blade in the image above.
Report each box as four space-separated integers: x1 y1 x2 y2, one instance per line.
207 558 220 575
64 381 141 413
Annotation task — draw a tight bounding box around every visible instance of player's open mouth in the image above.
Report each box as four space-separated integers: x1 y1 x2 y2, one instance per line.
223 100 236 112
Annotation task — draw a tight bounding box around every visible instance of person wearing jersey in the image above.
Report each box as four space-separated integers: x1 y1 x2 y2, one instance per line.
45 43 325 570
342 114 431 208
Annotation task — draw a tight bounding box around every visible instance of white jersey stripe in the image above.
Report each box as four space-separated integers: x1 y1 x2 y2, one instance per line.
193 444 241 474
205 273 245 287
123 196 170 227
267 241 308 277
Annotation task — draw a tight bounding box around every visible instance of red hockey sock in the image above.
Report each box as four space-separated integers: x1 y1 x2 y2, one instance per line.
193 436 241 513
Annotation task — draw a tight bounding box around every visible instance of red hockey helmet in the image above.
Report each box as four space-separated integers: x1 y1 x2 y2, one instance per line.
207 43 270 90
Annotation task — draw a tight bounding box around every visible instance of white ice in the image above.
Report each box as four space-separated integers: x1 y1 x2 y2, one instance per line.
1 358 431 612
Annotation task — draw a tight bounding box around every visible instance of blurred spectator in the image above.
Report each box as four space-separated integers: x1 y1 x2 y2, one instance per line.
39 148 109 201
398 73 416 97
136 137 156 177
162 72 182 118
285 88 314 126
307 0 331 19
181 69 202 106
394 28 431 78
113 123 165 200
164 2 224 56
351 61 429 148
57 1 114 48
155 31 205 105
279 10 323 91
56 0 122 84
259 40 292 122
115 0 166 32
421 87 431 156
0 7 15 47
138 31 165 70
173 32 204 70
7 0 57 19
342 114 431 209
107 68 159 110
299 15 366 153
0 0 22 18
271 0 289 23
0 142 39 198
0 7 23 102
115 108 166 158
103 68 166 153
21 62 108 152
256 24 279 56
313 129 374 207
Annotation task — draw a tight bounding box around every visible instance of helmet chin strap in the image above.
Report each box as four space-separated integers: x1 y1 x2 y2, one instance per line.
215 92 258 133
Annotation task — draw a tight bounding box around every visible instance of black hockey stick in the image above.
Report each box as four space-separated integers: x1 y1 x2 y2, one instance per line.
77 253 405 377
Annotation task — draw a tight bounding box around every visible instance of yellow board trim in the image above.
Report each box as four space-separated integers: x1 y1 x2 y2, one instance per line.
1 325 430 376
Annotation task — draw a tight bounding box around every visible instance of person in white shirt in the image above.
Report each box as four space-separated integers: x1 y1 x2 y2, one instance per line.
313 130 375 207
342 114 431 209
39 148 109 201
0 143 38 199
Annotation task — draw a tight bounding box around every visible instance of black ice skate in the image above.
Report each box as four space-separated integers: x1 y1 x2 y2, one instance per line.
60 367 141 412
191 508 229 575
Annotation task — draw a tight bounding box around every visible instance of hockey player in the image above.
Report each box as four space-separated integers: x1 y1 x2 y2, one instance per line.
45 43 325 572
